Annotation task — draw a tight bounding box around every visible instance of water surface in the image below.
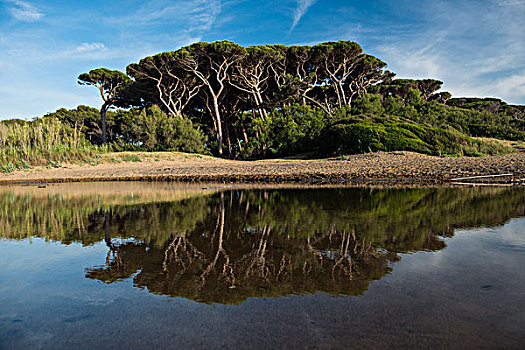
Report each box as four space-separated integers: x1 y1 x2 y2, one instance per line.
0 183 524 349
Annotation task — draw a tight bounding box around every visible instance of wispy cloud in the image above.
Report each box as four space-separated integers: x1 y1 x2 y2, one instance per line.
103 0 222 51
6 0 43 22
372 0 525 104
105 0 222 30
76 42 106 53
490 72 525 100
376 43 442 79
498 0 525 6
0 0 227 119
192 0 222 32
290 0 318 32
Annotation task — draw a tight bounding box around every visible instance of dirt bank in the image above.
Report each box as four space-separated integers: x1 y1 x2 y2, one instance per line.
1 151 524 186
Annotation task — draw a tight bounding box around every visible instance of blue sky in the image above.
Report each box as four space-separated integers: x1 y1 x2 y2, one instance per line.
1 0 524 119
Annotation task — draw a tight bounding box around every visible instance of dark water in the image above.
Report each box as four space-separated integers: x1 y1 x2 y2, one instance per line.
0 183 524 349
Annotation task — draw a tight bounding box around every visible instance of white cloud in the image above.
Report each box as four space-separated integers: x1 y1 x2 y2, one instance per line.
498 0 525 6
290 0 318 32
102 0 222 51
191 0 222 32
492 72 525 99
372 0 525 104
106 0 221 30
7 0 43 22
76 42 107 53
376 38 444 79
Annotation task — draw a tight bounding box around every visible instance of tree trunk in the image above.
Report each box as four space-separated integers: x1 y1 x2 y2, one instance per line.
104 212 111 248
254 92 268 120
100 103 109 145
212 98 223 155
241 120 249 143
303 95 333 116
224 123 232 158
237 138 243 152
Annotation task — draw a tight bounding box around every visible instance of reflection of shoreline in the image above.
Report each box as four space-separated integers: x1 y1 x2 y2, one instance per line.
2 181 511 197
0 182 217 204
1 186 524 245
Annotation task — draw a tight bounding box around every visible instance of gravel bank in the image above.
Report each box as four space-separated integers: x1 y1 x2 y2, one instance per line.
1 151 524 186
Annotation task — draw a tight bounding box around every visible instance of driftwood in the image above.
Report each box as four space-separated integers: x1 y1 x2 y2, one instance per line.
451 174 513 181
450 182 515 187
450 173 525 187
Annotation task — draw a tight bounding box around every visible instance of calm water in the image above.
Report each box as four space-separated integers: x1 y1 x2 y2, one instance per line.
0 183 524 349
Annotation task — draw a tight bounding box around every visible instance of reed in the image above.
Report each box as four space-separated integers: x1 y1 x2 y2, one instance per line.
0 118 104 171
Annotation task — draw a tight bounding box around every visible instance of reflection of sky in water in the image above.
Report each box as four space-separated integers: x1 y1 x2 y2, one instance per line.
403 217 525 271
495 218 525 249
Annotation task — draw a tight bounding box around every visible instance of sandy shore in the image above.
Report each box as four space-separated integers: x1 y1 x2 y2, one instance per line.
1 151 524 186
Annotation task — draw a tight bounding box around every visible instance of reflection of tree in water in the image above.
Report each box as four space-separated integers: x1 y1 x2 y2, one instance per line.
85 188 525 304
87 193 394 303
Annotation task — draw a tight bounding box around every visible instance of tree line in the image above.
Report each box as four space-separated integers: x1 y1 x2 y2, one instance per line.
28 39 513 159
79 40 394 154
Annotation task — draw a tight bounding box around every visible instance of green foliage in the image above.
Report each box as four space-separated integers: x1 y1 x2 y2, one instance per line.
351 92 525 142
1 163 15 174
78 68 132 144
235 94 513 159
239 104 332 158
370 79 444 102
351 94 385 115
44 105 112 145
124 39 392 155
115 106 208 154
78 68 130 90
121 154 142 162
320 114 508 156
5 38 524 161
0 117 102 169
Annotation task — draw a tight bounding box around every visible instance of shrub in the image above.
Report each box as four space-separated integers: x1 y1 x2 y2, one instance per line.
116 106 208 154
121 154 142 162
319 115 509 156
239 104 332 158
1 163 15 174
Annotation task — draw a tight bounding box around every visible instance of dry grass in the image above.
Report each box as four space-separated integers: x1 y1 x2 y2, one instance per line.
472 137 525 152
97 151 217 164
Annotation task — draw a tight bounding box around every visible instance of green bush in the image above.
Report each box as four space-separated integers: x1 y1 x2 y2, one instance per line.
45 105 110 145
350 92 524 142
115 106 208 154
239 104 332 158
5 90 520 163
1 163 15 174
121 154 142 162
319 115 509 156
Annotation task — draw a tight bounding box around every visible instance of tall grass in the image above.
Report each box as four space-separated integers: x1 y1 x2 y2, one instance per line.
0 118 103 171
